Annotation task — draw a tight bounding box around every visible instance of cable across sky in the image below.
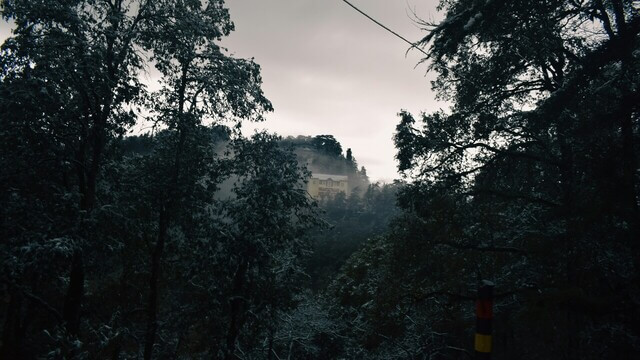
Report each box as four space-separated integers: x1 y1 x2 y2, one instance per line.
340 0 429 57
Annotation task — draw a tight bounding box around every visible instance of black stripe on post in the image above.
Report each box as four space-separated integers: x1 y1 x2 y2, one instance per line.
476 317 492 334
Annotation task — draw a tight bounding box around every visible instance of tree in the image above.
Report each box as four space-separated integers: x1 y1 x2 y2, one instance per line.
1 0 168 354
392 0 640 358
137 1 271 357
215 133 321 359
94 130 319 359
312 135 343 157
0 1 294 358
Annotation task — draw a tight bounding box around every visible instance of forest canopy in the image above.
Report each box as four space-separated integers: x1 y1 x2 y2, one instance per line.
388 0 640 358
1 0 639 359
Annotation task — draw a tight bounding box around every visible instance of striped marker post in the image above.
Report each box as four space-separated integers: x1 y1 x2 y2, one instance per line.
475 280 494 359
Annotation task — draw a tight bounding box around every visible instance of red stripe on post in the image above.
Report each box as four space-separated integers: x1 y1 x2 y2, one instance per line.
476 299 493 319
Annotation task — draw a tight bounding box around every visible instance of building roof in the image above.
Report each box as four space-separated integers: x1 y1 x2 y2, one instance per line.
312 173 348 181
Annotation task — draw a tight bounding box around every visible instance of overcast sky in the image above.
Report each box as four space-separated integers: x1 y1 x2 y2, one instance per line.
222 0 443 181
0 0 444 181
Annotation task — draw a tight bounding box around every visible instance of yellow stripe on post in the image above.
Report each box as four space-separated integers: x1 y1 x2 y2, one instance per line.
474 333 492 353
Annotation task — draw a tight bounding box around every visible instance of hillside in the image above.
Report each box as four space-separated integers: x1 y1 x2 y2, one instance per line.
281 134 370 195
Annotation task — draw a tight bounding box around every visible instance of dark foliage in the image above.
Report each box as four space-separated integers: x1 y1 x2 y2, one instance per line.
330 0 640 358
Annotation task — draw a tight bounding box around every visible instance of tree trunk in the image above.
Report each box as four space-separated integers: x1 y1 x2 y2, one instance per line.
144 209 169 360
63 111 107 341
558 120 581 360
63 249 85 336
225 260 249 360
1 289 23 359
144 61 190 360
618 56 640 270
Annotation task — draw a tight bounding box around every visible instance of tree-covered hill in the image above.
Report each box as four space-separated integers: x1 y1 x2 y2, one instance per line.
281 134 370 195
281 134 401 291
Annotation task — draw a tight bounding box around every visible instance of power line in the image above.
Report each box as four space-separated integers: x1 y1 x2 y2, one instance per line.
340 0 429 57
